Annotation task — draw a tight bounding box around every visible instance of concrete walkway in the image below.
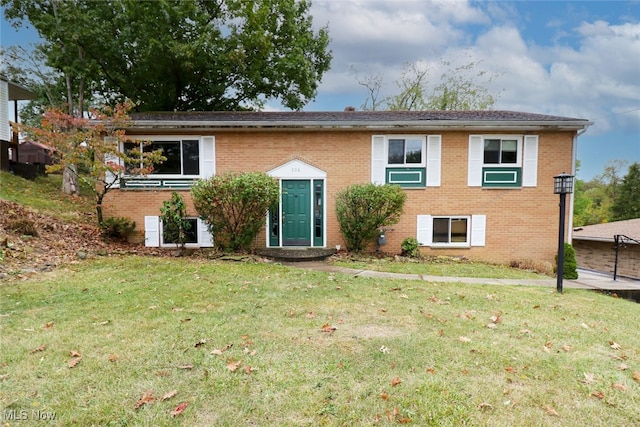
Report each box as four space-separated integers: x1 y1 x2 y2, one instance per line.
285 262 640 291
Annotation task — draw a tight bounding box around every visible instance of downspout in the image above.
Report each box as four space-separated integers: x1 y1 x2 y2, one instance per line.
569 125 592 243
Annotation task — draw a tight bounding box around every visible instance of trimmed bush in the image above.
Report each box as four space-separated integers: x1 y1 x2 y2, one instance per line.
101 217 136 242
335 183 406 252
562 242 579 279
191 172 279 252
401 237 420 258
160 191 191 249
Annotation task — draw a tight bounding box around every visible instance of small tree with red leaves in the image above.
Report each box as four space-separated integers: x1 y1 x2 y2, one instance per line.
18 101 164 225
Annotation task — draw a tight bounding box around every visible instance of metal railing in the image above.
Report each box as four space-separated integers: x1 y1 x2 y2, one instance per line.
613 234 640 281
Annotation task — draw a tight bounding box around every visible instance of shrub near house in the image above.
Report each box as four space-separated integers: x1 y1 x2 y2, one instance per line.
102 110 591 266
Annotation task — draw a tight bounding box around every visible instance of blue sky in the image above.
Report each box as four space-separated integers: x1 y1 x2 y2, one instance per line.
2 0 639 180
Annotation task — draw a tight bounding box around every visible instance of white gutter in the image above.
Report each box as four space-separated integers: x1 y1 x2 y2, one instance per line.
568 123 592 244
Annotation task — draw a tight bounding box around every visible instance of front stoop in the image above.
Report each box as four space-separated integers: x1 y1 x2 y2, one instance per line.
255 248 336 262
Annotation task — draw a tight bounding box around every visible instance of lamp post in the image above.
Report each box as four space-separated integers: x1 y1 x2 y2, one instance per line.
554 173 574 293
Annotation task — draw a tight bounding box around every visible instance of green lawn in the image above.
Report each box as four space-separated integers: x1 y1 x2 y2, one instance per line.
331 255 552 279
1 256 639 426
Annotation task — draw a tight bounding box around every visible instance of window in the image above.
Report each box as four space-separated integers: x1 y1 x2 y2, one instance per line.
161 218 198 246
432 217 469 245
125 139 200 176
144 215 213 247
483 138 518 164
468 135 538 188
417 214 486 247
372 135 441 188
388 138 423 165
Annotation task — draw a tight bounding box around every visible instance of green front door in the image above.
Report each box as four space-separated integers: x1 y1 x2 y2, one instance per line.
282 180 311 246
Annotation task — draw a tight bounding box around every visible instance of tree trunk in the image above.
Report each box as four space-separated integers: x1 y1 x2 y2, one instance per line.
62 165 79 196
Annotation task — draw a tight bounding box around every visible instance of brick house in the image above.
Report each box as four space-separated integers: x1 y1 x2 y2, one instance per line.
103 110 590 266
573 219 640 280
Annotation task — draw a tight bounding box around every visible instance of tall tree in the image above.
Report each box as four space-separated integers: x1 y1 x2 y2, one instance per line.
2 0 332 112
356 56 501 111
611 162 640 221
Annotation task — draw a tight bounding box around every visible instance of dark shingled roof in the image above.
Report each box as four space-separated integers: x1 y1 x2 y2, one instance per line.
130 110 587 123
573 218 640 243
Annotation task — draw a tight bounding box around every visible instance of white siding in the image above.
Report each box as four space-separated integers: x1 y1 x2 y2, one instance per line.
468 135 483 186
426 135 441 187
144 216 160 247
522 135 539 187
371 135 386 184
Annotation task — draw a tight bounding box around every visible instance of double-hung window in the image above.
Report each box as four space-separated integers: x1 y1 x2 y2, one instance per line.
372 135 441 188
468 135 538 188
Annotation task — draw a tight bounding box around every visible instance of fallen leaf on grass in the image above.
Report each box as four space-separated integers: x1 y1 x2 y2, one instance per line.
320 323 337 334
611 383 627 392
211 343 233 355
161 390 178 401
194 339 207 348
562 345 572 352
68 357 82 368
30 344 46 354
590 391 605 400
43 321 54 329
226 359 242 372
170 402 187 417
306 312 317 319
544 405 559 416
390 377 402 387
458 336 472 343
380 392 389 400
617 363 629 371
609 341 621 350
633 371 640 384
244 365 256 375
505 367 517 373
135 390 155 410
177 365 193 370
478 403 493 410
582 373 596 384
108 354 118 362
397 417 412 424
69 350 81 357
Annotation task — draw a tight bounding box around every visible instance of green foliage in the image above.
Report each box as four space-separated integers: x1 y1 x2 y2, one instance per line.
573 159 630 226
191 172 280 252
2 0 331 112
400 237 420 258
557 243 578 280
100 216 136 242
335 183 407 252
159 192 191 249
611 162 640 221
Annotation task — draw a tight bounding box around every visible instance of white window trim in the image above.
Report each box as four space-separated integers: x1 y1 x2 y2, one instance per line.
372 135 441 187
122 135 215 179
431 215 471 248
482 135 523 167
417 214 486 248
385 135 427 167
145 216 213 248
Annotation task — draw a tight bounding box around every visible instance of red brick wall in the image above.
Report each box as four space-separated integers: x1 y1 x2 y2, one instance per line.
103 129 576 266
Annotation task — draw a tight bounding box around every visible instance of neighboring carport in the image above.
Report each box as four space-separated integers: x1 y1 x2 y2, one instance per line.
572 218 640 280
